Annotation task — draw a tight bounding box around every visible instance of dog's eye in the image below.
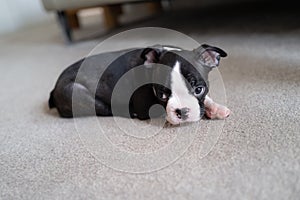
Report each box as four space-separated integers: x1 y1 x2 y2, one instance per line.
153 85 170 101
157 90 168 101
161 93 167 100
194 86 205 96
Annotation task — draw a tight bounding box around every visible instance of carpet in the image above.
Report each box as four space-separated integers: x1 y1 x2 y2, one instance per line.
0 2 299 199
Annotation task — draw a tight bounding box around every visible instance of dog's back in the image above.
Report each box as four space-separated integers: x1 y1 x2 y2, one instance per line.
48 48 146 117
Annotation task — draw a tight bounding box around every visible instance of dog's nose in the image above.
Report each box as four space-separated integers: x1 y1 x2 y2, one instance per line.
175 107 189 120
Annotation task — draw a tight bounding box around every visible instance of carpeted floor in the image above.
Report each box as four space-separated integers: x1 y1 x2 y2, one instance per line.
1 2 300 199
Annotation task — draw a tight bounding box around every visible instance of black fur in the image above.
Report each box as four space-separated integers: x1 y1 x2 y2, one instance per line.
49 45 227 119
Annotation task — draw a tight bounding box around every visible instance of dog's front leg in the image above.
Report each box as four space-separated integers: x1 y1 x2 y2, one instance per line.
204 96 231 119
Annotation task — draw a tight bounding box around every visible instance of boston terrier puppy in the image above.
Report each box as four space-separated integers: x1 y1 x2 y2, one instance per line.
49 44 230 125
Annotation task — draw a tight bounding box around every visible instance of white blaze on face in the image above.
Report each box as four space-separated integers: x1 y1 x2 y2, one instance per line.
166 62 201 125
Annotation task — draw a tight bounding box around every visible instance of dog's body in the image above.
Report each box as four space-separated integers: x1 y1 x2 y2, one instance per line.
49 44 230 125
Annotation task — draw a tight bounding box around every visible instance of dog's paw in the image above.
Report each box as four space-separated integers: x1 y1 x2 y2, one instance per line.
205 103 231 119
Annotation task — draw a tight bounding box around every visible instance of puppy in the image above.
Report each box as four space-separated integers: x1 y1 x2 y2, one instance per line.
49 44 230 125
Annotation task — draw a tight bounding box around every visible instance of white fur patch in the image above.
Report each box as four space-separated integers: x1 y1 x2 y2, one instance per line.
162 46 182 51
166 62 200 124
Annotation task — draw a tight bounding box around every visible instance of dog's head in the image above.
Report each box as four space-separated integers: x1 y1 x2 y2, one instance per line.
141 44 227 125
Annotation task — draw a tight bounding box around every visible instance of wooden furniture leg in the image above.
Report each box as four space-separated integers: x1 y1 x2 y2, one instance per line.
66 9 80 29
145 1 163 14
102 5 123 29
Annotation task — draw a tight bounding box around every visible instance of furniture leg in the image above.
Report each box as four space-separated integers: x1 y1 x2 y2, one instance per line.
57 11 72 43
102 5 122 29
66 9 80 29
145 1 163 14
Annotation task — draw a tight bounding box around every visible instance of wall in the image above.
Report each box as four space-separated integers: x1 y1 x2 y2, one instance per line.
0 0 51 35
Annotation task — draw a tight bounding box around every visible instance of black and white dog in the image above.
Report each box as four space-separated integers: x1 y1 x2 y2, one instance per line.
49 44 230 125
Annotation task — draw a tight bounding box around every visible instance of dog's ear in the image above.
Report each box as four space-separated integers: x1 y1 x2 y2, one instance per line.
141 48 161 64
195 44 227 68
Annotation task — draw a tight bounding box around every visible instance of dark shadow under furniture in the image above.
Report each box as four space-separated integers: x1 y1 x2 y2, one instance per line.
41 0 165 43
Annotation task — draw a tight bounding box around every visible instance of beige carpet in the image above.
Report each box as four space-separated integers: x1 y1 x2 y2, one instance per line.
1 2 300 199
